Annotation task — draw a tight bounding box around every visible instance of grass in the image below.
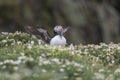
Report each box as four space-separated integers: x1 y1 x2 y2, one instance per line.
0 32 120 80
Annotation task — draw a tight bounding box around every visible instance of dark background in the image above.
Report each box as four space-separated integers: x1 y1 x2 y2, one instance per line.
0 0 120 44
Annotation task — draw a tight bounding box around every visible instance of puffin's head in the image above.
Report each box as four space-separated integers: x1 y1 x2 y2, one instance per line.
54 25 64 37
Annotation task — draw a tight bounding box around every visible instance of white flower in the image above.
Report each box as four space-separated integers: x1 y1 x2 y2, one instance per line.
77 68 82 72
69 44 75 51
99 69 104 72
60 68 64 72
12 60 22 64
51 58 60 63
41 54 46 57
74 73 79 76
63 76 68 79
71 52 75 55
94 73 105 80
27 44 32 49
73 61 84 68
38 40 42 45
20 53 25 56
17 41 22 44
2 40 7 43
96 57 99 61
65 60 71 65
27 57 34 61
1 32 8 35
18 56 26 60
111 60 115 63
76 77 82 80
0 62 4 65
73 62 81 67
43 60 51 65
13 66 19 71
92 64 96 67
115 68 120 73
31 41 34 45
61 64 66 68
4 59 13 64
41 69 47 73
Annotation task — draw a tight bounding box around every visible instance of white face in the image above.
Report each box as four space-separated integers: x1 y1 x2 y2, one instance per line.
54 26 63 32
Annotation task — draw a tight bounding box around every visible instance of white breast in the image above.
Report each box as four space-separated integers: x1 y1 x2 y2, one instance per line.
50 35 66 46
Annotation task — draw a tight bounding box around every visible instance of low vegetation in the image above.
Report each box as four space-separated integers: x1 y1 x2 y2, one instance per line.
0 32 120 80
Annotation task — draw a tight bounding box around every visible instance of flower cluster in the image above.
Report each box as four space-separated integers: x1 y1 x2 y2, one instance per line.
0 31 39 48
69 43 120 65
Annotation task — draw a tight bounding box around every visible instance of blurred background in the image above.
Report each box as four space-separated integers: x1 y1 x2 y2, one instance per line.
0 0 120 44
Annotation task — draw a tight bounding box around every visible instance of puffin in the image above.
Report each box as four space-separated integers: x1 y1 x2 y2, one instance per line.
50 26 68 46
24 25 69 46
